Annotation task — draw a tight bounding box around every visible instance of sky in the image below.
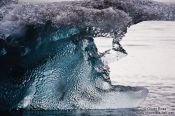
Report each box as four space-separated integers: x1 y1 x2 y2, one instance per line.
154 0 175 2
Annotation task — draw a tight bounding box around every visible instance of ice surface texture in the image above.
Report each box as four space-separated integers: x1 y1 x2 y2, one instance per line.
0 0 174 110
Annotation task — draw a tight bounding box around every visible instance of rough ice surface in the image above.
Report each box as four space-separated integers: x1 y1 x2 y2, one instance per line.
0 0 174 110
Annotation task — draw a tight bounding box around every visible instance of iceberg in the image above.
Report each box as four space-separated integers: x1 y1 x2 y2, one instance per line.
0 0 174 110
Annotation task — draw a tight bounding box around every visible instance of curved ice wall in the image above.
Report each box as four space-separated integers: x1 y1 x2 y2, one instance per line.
0 0 174 110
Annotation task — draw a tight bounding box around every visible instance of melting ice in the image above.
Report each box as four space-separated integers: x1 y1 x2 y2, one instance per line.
0 0 174 110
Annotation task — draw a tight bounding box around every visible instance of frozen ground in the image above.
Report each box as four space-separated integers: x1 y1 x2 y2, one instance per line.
95 21 175 115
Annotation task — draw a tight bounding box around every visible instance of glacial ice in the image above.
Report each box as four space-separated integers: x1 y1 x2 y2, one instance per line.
0 0 174 110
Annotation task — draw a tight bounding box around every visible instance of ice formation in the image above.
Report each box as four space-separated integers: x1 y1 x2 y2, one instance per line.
0 0 174 110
